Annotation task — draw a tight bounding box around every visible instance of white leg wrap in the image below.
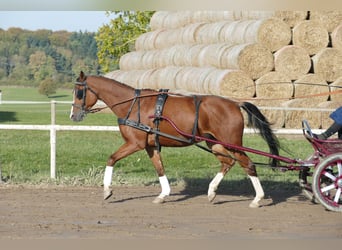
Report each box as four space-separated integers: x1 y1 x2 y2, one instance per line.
159 175 171 197
103 166 113 187
248 175 264 208
208 172 224 196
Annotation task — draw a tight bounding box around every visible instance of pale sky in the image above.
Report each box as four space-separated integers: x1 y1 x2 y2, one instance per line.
0 11 111 32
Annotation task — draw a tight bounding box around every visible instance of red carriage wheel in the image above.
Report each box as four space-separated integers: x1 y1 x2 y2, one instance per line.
312 153 342 212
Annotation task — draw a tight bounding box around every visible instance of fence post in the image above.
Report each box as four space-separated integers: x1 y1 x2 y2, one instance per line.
50 100 56 179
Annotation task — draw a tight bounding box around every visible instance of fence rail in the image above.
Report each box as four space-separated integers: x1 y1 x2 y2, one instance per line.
0 100 325 179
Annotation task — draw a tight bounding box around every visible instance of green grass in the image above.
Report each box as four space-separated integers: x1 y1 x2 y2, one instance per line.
0 86 316 191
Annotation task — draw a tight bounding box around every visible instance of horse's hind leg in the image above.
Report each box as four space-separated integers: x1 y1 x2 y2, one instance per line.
145 146 170 204
233 151 265 208
209 144 264 208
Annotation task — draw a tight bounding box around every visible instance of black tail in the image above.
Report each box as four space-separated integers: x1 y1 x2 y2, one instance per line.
240 102 280 167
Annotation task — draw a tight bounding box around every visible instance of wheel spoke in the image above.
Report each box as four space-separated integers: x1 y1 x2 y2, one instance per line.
338 162 342 177
323 170 336 181
321 183 336 193
334 188 342 203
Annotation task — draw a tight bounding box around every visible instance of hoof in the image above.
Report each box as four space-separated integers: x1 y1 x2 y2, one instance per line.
103 189 113 200
208 192 216 203
249 202 261 208
152 196 165 204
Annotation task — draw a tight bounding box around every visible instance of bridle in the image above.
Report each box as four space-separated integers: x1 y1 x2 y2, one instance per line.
72 80 100 118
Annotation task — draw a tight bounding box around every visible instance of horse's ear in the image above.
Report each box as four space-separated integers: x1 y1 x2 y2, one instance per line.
79 71 86 81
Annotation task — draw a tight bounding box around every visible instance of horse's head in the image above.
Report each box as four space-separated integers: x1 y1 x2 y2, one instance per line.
70 71 98 122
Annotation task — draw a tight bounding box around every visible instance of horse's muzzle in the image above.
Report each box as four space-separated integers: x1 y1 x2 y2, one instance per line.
70 111 86 122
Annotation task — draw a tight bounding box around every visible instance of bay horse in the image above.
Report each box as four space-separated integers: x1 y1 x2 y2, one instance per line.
70 71 280 208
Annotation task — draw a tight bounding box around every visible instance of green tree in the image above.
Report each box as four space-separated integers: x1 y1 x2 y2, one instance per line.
38 78 57 96
95 11 154 73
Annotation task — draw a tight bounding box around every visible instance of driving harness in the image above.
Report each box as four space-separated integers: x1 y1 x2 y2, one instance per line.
117 89 202 152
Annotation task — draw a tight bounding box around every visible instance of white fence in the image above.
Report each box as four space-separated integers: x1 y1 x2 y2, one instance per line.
0 100 326 179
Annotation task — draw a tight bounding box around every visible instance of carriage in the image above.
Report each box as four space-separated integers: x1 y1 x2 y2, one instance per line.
70 71 342 212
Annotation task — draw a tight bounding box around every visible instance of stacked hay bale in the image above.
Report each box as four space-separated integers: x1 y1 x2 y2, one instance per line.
106 11 342 129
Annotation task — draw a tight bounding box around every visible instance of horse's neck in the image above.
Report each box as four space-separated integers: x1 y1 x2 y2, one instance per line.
89 76 135 117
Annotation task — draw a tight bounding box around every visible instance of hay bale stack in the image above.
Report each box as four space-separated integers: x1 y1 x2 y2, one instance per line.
251 99 286 128
317 101 342 128
282 99 322 129
274 11 308 27
274 45 311 80
312 48 342 82
329 76 342 101
292 20 329 55
294 74 329 103
331 24 342 51
255 72 293 99
220 18 291 52
310 11 342 32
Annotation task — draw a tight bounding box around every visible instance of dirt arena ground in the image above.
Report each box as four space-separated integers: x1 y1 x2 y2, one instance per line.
0 184 341 239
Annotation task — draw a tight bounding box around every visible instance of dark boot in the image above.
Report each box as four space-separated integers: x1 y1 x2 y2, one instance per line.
316 122 342 140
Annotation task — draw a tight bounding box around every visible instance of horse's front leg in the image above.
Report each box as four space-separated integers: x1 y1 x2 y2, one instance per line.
146 146 170 204
103 142 142 200
208 144 235 202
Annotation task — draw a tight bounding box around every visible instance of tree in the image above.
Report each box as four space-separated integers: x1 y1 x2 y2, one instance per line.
38 78 57 96
95 11 155 73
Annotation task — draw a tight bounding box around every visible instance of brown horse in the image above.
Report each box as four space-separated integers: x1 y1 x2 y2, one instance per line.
70 71 280 208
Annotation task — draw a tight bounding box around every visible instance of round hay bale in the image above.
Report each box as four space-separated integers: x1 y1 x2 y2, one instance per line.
274 45 311 80
179 22 207 45
310 11 342 32
136 69 160 89
105 70 146 88
282 99 321 129
134 29 165 51
219 18 292 52
191 11 237 23
240 11 275 20
292 20 329 55
219 20 255 44
294 74 329 103
274 11 308 27
195 22 229 44
317 101 342 129
149 11 170 30
175 67 214 93
154 29 182 50
196 43 234 67
206 69 255 98
312 48 342 82
331 24 342 51
222 43 274 79
119 51 151 70
150 11 193 30
251 99 286 128
329 76 342 101
255 72 293 99
104 70 122 80
145 67 182 90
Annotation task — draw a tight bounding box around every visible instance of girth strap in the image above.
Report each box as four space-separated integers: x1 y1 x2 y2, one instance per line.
153 89 169 152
